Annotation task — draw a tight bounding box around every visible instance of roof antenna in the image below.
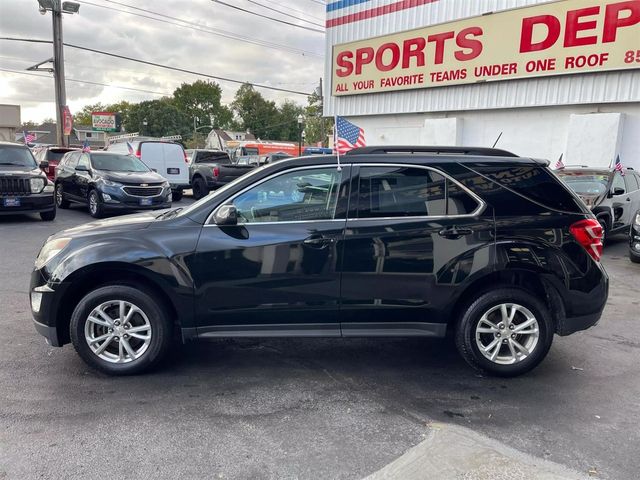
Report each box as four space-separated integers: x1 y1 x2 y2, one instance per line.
492 132 503 148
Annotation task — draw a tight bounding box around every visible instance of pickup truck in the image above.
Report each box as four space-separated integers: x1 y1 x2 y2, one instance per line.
187 149 255 200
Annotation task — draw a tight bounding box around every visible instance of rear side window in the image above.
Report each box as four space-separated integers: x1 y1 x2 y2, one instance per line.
356 166 480 218
474 166 585 213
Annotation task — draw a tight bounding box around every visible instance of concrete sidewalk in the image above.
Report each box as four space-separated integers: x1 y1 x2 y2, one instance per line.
365 423 588 480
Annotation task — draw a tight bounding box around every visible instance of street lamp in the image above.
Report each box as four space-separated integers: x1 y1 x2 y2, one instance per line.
33 0 80 147
297 114 304 156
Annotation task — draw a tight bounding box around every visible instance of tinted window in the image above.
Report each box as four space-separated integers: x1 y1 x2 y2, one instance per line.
91 154 150 172
46 148 73 162
77 153 91 169
357 167 449 218
66 152 80 169
196 151 231 164
611 173 626 194
232 167 343 223
477 166 585 213
557 172 610 196
447 180 480 215
624 173 638 192
0 145 37 168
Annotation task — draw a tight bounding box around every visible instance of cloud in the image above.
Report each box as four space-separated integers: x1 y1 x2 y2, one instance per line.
0 0 326 122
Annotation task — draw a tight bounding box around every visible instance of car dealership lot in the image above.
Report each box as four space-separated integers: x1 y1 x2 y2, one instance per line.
0 202 638 480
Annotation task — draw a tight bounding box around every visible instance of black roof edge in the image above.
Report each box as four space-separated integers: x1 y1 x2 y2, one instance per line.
345 146 519 158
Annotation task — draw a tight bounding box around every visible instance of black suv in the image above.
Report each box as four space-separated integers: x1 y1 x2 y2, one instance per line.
55 151 172 218
30 147 608 377
0 141 56 221
556 167 640 243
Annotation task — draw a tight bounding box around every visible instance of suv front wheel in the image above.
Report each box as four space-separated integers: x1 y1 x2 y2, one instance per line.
455 288 554 377
70 285 173 375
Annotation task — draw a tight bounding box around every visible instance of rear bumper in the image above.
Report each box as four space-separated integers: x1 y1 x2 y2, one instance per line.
0 193 54 215
557 311 604 336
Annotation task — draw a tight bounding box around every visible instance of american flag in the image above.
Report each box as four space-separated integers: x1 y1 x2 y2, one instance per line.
335 116 366 155
614 155 625 176
82 139 91 153
127 141 135 155
554 154 565 170
23 131 35 144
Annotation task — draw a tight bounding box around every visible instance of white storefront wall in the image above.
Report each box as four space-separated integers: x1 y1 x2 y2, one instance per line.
324 0 640 169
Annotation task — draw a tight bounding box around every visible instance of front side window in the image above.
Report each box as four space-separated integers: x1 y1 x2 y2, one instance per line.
232 167 344 223
357 166 477 218
66 152 80 169
624 173 638 192
77 153 91 170
611 173 626 195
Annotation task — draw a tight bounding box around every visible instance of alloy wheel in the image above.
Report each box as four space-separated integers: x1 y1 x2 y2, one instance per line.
56 184 63 206
89 192 98 215
84 300 152 363
475 303 540 365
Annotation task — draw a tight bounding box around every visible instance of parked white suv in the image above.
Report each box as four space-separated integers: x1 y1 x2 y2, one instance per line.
109 140 189 200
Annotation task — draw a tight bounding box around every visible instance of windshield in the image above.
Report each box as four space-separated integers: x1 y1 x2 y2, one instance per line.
175 163 271 219
91 154 150 172
558 173 610 196
47 149 74 162
0 145 38 168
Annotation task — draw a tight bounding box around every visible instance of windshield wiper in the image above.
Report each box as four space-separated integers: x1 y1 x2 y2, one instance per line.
156 207 183 220
0 162 27 166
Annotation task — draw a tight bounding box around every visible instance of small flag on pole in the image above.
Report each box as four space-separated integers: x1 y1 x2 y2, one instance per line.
127 141 135 155
335 116 366 155
614 155 625 176
23 131 35 144
82 139 91 153
554 154 565 170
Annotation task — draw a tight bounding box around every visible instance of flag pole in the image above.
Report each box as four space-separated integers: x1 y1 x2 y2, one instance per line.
334 115 342 172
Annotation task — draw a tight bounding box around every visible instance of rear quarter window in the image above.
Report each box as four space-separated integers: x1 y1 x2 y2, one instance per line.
472 165 586 214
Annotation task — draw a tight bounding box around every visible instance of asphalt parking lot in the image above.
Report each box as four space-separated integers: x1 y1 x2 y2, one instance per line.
1 199 638 480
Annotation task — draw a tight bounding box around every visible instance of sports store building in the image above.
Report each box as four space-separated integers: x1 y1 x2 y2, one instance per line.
324 0 640 169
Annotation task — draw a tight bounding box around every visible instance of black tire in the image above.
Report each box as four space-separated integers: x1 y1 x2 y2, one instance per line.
631 250 640 264
40 206 56 221
172 189 183 202
192 177 208 200
55 183 70 209
88 189 104 218
70 285 173 375
455 288 554 377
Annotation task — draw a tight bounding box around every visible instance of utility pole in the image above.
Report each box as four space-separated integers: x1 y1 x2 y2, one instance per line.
318 78 325 148
52 0 67 147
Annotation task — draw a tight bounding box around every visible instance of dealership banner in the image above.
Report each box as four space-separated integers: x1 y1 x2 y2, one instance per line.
91 112 121 132
331 0 640 96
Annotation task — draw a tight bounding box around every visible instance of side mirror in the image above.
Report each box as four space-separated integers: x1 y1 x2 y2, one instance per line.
75 165 89 172
213 204 238 226
39 160 49 170
612 187 626 196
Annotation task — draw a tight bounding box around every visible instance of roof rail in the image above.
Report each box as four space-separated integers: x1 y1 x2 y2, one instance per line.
345 146 519 157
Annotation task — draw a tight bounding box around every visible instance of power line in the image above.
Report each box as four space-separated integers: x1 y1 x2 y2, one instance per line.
212 0 325 33
77 0 322 58
243 0 324 28
0 68 172 96
0 37 313 96
264 0 325 22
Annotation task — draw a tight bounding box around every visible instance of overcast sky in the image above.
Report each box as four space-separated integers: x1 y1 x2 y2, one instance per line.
0 0 326 123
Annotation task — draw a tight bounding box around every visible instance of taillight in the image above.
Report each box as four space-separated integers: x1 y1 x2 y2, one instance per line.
570 219 603 262
135 147 141 159
184 151 189 163
213 167 219 177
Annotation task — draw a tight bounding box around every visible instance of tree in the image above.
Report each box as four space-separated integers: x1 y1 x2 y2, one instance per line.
270 101 304 142
231 83 280 140
304 91 332 147
127 98 191 138
73 103 106 126
173 80 233 131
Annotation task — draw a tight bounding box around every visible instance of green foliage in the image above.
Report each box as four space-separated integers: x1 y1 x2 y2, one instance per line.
304 91 332 147
126 98 191 138
231 84 279 139
173 80 233 130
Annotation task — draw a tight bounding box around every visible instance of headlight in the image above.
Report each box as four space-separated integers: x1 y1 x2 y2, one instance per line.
635 213 640 227
162 180 170 188
30 177 45 193
102 179 121 187
35 237 71 269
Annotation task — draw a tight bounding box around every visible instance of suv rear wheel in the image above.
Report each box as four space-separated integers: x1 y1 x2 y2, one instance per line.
455 288 554 377
192 177 208 200
70 285 173 375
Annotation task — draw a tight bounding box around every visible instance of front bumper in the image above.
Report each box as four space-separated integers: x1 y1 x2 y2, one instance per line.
0 193 54 215
30 269 69 347
99 185 171 211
